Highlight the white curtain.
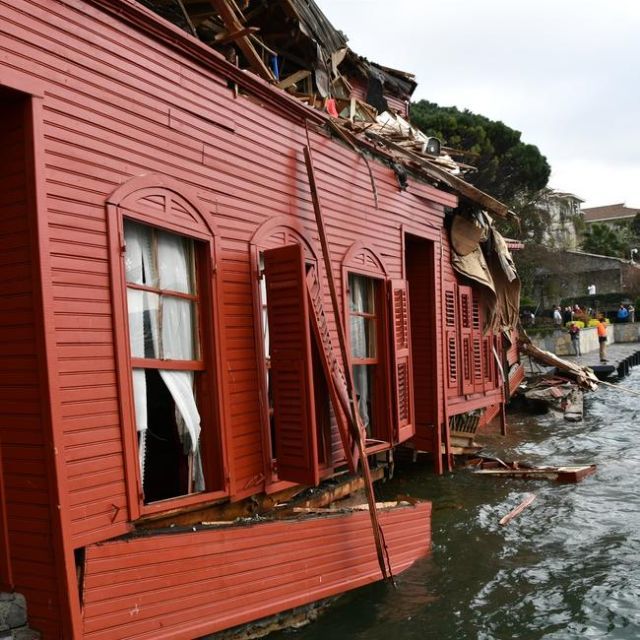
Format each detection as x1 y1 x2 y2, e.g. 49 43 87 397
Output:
125 221 203 491
353 365 371 430
125 222 156 286
158 231 192 293
259 274 270 358
159 370 204 492
162 297 194 360
349 275 376 359
349 275 375 432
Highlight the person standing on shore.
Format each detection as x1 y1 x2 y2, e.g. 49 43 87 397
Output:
617 304 629 323
553 305 562 326
569 322 581 356
597 315 608 363
629 304 636 323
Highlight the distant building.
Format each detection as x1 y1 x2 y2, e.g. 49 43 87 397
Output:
530 248 640 308
538 190 584 250
582 203 640 228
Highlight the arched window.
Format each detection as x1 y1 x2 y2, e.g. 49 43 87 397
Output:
342 242 414 448
250 220 333 487
107 175 226 516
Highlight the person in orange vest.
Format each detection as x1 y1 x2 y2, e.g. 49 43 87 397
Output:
597 314 608 363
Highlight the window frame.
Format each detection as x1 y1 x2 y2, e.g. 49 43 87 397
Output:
107 176 229 520
342 243 393 451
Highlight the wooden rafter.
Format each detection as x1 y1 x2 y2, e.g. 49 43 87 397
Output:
207 0 276 82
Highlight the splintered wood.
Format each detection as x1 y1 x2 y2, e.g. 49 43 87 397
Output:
499 493 536 526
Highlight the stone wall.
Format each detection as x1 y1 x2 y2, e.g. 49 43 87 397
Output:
613 322 640 343
521 246 640 309
528 325 615 356
0 592 39 639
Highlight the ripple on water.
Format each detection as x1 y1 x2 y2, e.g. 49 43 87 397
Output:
269 369 640 640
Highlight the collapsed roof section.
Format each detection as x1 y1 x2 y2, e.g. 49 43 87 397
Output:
136 0 512 219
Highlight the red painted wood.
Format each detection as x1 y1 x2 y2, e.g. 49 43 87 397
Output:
263 244 319 486
389 280 415 444
81 502 431 640
0 90 71 637
0 0 511 634
458 286 474 396
306 265 357 472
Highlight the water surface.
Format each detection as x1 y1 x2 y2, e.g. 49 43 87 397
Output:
271 370 640 639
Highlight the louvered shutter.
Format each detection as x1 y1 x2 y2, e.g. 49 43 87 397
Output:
483 334 495 387
306 266 358 472
471 291 484 393
389 280 415 443
444 284 459 395
458 286 474 395
263 244 319 485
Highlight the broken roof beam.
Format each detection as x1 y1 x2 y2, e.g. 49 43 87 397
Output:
277 69 312 90
207 0 276 82
214 25 259 46
364 130 511 218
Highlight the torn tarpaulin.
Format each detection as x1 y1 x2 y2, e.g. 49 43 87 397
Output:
449 211 520 333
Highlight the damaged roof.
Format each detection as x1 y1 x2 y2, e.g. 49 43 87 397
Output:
134 0 511 218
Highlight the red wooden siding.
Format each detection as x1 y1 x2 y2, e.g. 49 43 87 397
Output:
0 0 511 635
81 502 431 640
0 94 62 637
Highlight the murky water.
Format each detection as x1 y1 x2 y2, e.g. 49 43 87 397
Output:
271 369 640 640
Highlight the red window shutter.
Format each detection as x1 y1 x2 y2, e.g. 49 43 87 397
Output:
263 244 319 486
483 335 495 386
458 286 474 395
305 266 358 472
471 292 484 393
444 284 459 394
389 280 415 444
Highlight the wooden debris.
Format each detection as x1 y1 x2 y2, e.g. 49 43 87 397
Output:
277 69 311 90
468 456 596 484
214 25 260 46
524 381 584 421
208 0 275 82
291 500 410 515
518 333 598 391
474 464 596 484
499 493 536 526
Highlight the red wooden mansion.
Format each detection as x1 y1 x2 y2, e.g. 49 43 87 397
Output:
0 0 523 637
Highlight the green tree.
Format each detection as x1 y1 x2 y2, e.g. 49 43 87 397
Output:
410 100 551 205
581 223 625 257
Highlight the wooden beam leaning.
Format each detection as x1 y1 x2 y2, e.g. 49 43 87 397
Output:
207 0 276 82
303 127 393 583
277 69 311 90
214 25 259 46
364 130 511 219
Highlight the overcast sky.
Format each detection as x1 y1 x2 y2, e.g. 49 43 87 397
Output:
318 0 640 209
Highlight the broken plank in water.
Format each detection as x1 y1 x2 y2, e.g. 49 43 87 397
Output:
499 493 536 526
474 464 596 484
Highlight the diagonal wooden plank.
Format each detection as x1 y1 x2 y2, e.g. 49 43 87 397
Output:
207 0 275 82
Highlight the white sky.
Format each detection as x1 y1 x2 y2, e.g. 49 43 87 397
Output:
317 0 640 209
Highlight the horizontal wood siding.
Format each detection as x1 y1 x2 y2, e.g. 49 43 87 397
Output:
0 96 61 638
1 0 496 549
81 502 431 640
